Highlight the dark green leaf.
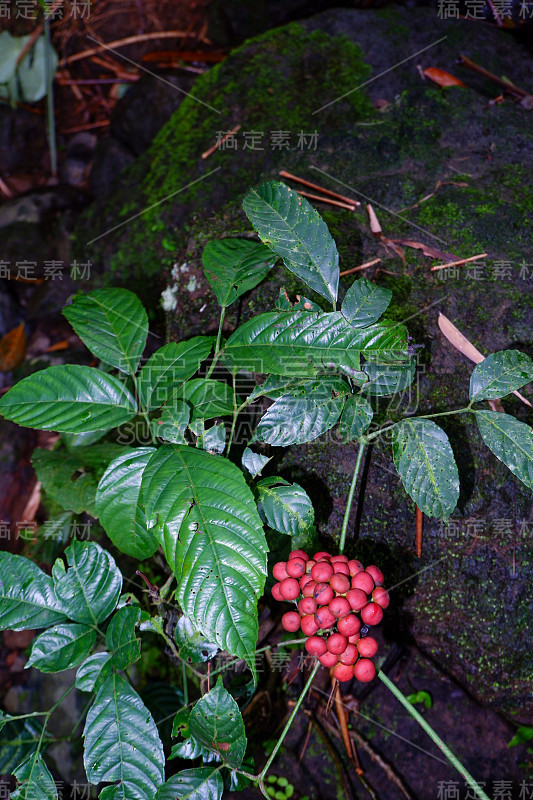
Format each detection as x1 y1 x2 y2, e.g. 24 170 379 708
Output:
242 448 271 478
61 429 109 449
392 419 459 519
96 448 158 560
0 365 137 432
142 446 267 673
476 411 533 489
257 478 315 537
203 238 277 308
254 378 348 446
223 312 408 377
84 673 165 799
138 338 215 410
12 752 57 800
52 540 122 625
156 768 223 800
508 726 533 748
174 616 219 663
75 652 113 693
341 278 392 328
470 350 533 402
338 395 373 442
201 423 226 454
0 552 66 631
26 623 96 673
242 181 339 305
63 288 148 375
189 678 247 768
406 690 432 709
152 402 190 444
0 718 43 774
362 360 416 396
106 606 142 669
170 739 208 761
180 379 235 421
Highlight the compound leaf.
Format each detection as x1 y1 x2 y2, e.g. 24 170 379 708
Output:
470 350 533 402
476 411 533 489
189 678 246 769
341 278 392 328
0 552 66 631
26 623 96 673
138 338 215 410
202 238 277 308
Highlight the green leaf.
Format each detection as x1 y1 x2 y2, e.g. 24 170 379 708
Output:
12 752 58 800
242 448 271 478
26 623 96 673
254 378 348 446
508 726 533 748
76 652 113 693
275 288 322 312
61 428 109 449
63 289 148 375
0 31 20 84
52 540 122 625
362 361 416 396
341 278 392 328
223 311 407 377
406 690 432 709
201 423 226 454
189 678 247 768
470 350 533 402
257 478 315 536
33 444 126 516
84 673 165 800
180 379 235 421
242 181 339 305
203 238 277 308
170 739 209 761
141 683 184 746
152 402 190 444
174 616 219 663
392 419 459 519
0 33 58 105
0 552 66 631
338 395 373 442
0 718 43 774
0 365 137 433
156 768 223 800
96 448 158 560
106 606 142 669
142 446 267 672
476 411 533 489
138 338 215 410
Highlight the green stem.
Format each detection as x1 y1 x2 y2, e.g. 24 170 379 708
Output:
378 670 490 800
131 373 156 446
258 661 320 781
226 373 239 456
338 437 367 554
44 17 57 177
365 406 472 443
182 661 189 707
206 306 226 379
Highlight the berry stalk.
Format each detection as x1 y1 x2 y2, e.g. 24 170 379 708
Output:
338 437 367 555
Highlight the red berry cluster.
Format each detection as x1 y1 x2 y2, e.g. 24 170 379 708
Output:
271 549 389 683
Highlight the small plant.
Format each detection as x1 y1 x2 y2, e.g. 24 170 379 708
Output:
0 181 532 799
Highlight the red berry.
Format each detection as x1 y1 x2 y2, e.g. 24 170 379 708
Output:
347 559 364 577
330 555 348 563
289 550 309 561
348 633 361 644
271 582 284 602
337 613 361 637
332 562 350 576
327 632 348 655
318 651 338 668
305 635 327 657
333 662 354 682
273 562 289 581
298 597 317 616
365 565 384 586
353 658 376 682
286 557 306 579
311 562 334 583
301 614 320 636
305 559 316 573
314 583 334 606
314 607 336 630
361 602 383 626
372 587 390 609
280 578 301 601
313 551 332 561
357 636 378 658
346 588 368 612
302 580 317 598
300 573 313 589
338 643 358 665
328 596 351 618
351 572 374 595
281 611 301 632
330 573 350 595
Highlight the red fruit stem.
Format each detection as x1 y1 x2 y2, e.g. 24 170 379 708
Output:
378 670 490 800
338 438 367 554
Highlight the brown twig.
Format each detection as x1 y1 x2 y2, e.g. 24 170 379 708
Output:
61 32 191 66
458 55 526 99
296 190 356 211
333 682 360 772
201 124 241 159
279 170 361 207
416 506 423 559
340 258 381 277
431 252 487 271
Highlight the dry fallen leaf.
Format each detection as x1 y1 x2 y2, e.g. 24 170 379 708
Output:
388 238 457 261
0 322 27 372
366 204 382 236
423 67 467 88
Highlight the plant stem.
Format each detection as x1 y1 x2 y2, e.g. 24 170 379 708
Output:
226 373 238 456
258 660 320 781
365 407 472 443
338 437 367 554
182 661 189 707
378 670 491 800
206 307 226 379
44 17 57 177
